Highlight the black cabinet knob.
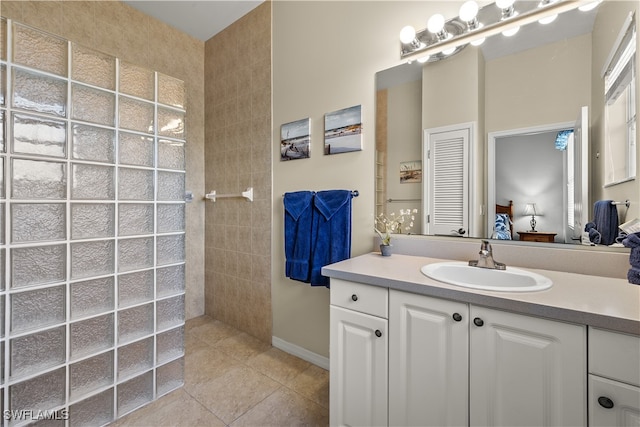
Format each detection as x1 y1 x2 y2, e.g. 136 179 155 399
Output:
351 294 358 301
375 330 382 338
473 317 484 327
598 396 614 409
452 313 463 322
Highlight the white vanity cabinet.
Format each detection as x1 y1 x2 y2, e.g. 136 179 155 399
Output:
588 327 640 426
331 283 588 427
329 279 388 427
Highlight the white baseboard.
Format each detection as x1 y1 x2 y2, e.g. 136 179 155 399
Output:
271 336 330 371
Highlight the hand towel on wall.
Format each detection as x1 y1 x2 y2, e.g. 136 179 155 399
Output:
283 191 315 282
592 200 619 246
310 190 352 287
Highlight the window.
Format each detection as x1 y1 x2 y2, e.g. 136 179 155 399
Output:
603 16 636 186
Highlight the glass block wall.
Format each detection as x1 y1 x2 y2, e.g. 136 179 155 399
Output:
0 18 186 426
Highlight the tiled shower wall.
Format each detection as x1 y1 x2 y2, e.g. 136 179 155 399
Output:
204 2 272 343
0 18 186 425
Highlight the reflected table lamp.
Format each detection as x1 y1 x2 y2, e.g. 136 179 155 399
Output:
522 203 540 232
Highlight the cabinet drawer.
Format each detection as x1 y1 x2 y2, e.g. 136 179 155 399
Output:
330 278 388 318
589 327 640 387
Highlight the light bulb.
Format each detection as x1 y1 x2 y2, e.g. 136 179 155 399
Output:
538 14 558 24
578 0 601 11
496 0 515 9
471 37 486 46
502 26 520 37
459 1 479 22
427 14 445 34
442 46 457 55
399 26 417 44
417 55 430 63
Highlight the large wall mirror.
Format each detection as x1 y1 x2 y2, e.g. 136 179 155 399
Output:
376 0 638 250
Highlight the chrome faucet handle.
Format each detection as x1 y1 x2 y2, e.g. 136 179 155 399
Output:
479 240 492 255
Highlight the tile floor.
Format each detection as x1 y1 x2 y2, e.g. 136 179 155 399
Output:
114 315 330 427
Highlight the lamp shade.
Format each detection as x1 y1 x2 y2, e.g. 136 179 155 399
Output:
522 203 539 216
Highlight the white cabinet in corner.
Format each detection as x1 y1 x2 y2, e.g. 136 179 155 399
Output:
330 279 388 427
588 327 640 426
389 291 469 426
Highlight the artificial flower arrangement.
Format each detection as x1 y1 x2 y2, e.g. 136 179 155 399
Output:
374 209 418 246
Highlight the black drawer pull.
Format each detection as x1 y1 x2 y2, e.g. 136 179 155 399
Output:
351 294 358 301
375 329 382 338
452 313 463 322
598 396 614 409
473 317 484 327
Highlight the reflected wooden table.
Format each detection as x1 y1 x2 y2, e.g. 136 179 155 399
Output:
517 231 557 243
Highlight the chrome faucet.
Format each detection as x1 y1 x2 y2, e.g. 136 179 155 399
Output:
469 240 506 270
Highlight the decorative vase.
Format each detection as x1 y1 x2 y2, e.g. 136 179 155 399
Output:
380 244 392 257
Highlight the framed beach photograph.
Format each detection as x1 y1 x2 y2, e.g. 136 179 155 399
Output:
324 105 362 155
400 160 422 183
280 118 310 161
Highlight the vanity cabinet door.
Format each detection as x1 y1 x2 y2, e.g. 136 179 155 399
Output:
389 290 469 427
330 305 387 427
469 306 587 427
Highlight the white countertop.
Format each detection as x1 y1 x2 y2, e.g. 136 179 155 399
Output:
322 253 640 335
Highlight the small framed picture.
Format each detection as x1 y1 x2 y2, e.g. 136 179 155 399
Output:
280 118 311 161
324 105 362 155
400 160 422 183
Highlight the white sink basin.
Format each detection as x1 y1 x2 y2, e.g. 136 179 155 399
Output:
420 261 552 292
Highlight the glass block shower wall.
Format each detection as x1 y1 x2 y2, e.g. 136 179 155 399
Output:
0 18 186 426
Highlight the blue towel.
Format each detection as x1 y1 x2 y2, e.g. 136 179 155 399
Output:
627 267 640 285
585 222 601 244
623 233 640 267
310 190 352 287
592 200 619 245
283 191 315 282
622 232 640 248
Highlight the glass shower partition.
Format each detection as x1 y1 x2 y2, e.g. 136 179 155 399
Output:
0 18 186 426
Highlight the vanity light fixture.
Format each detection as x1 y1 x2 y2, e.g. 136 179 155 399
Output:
578 0 602 12
538 0 559 24
427 14 450 41
399 0 589 63
496 0 517 19
459 1 486 46
496 0 520 36
399 25 423 51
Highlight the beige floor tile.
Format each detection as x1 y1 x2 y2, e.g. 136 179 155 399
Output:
114 388 225 427
185 329 212 354
184 345 242 389
231 387 329 427
188 365 282 425
112 317 329 427
216 332 272 362
288 364 330 409
188 318 242 344
185 314 216 331
246 347 311 386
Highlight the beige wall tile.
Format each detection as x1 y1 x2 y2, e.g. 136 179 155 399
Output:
203 0 271 345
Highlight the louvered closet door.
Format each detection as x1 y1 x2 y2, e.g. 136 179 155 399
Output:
426 128 469 236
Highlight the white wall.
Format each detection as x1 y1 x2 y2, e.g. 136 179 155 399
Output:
386 78 422 230
272 1 458 358
496 132 565 241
